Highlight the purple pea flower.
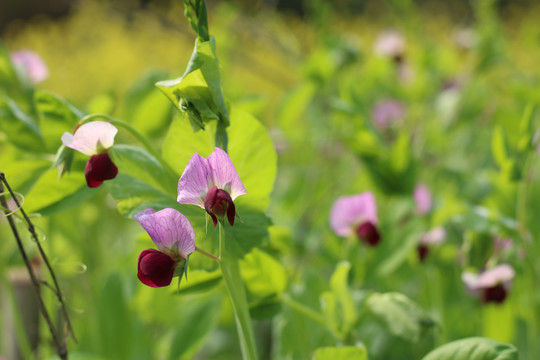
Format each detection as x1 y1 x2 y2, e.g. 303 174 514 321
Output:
61 121 118 188
374 30 406 62
417 227 446 262
177 147 247 227
462 264 515 304
371 100 406 130
414 184 432 215
10 50 49 84
330 192 381 246
135 208 195 288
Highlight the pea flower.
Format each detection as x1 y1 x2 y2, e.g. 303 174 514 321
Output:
61 121 118 188
10 50 49 84
374 29 406 62
461 264 515 304
417 227 446 262
177 147 247 227
414 184 432 215
372 99 406 130
330 192 381 246
136 208 195 288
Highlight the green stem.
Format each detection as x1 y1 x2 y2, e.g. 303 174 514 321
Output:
195 246 219 261
218 223 259 360
78 114 178 182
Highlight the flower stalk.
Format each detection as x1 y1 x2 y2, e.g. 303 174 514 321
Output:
218 223 259 360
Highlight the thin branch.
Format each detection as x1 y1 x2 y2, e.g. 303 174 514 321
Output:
0 175 68 360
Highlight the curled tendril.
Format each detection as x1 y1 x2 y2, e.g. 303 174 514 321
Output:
0 191 25 216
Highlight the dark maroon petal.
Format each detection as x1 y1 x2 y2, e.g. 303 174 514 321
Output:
356 221 381 247
482 284 508 304
204 186 236 227
137 249 177 288
85 153 118 188
417 244 429 262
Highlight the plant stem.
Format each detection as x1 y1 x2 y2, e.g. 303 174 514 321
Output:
195 246 219 261
78 114 178 182
218 223 259 360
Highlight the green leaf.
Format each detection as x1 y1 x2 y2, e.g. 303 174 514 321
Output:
163 108 277 212
0 95 44 151
156 37 228 133
177 269 222 295
389 132 411 174
240 248 287 297
112 144 177 196
329 261 356 334
422 337 518 360
35 90 82 152
312 346 368 360
366 292 435 343
24 167 93 215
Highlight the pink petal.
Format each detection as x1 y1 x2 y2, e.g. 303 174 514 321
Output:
10 50 49 84
374 30 406 58
134 208 195 259
476 264 515 288
372 100 406 129
207 147 247 200
414 184 432 215
177 153 211 208
61 121 117 156
419 227 446 245
330 192 378 237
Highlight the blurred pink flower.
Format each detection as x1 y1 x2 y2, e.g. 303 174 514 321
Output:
462 264 515 304
417 227 446 262
374 30 406 60
10 50 49 84
414 184 432 215
177 147 247 227
136 208 195 288
371 100 406 129
61 121 118 188
330 192 381 246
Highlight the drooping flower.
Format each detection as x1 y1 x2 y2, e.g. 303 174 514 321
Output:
177 147 247 227
10 50 49 84
61 121 118 188
330 192 381 246
417 227 446 262
462 264 515 304
371 99 406 130
374 29 406 62
135 208 196 288
414 184 432 215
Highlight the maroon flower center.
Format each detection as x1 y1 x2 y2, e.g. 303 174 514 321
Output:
417 244 429 262
137 249 178 288
204 186 236 227
356 221 381 246
85 152 118 188
482 284 508 304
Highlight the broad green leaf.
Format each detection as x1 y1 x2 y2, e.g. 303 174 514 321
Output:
35 90 82 152
0 96 44 151
240 248 287 297
24 167 93 215
156 37 228 132
312 346 367 360
366 292 435 343
422 337 518 360
163 108 277 212
112 144 177 196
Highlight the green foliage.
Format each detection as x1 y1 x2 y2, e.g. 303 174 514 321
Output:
422 337 519 360
312 345 368 360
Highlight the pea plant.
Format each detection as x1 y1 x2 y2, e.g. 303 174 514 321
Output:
0 0 537 359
